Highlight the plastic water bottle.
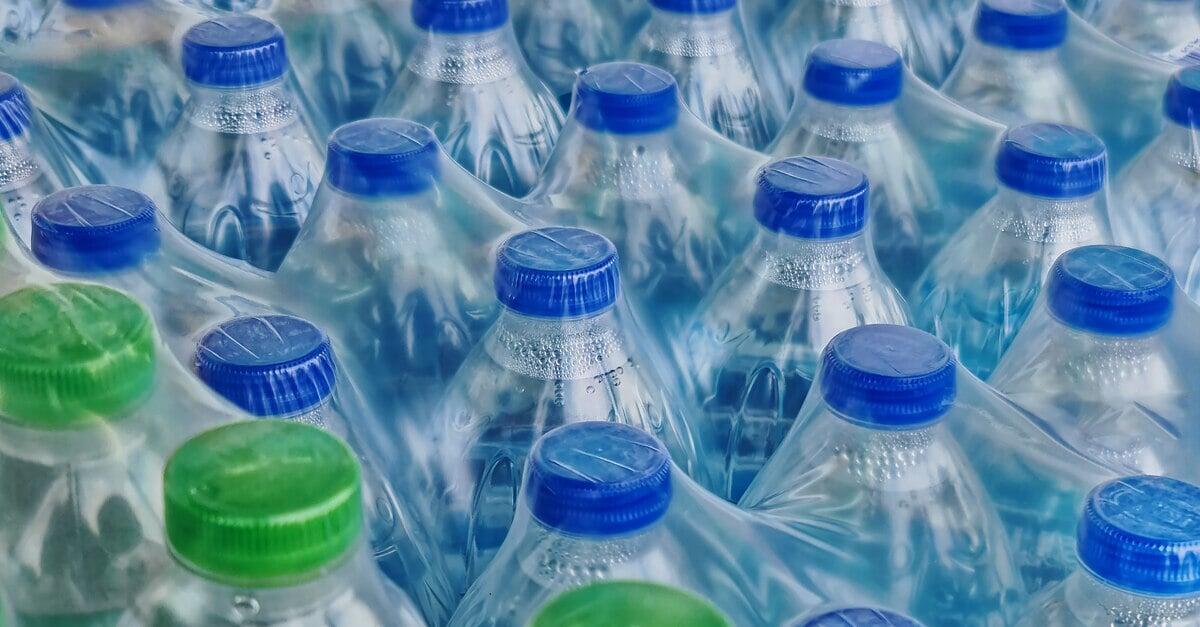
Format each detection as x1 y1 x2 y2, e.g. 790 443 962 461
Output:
1018 475 1200 626
912 122 1110 379
154 15 323 272
274 118 526 423
1093 0 1200 59
794 608 924 627
2 0 187 189
1111 66 1200 302
531 582 732 627
771 39 940 293
0 73 66 249
740 324 1024 626
631 0 782 150
121 420 427 626
682 156 909 501
941 0 1091 129
428 226 710 592
377 0 564 197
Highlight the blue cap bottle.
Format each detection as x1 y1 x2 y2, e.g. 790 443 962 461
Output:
494 227 621 319
754 156 869 240
803 39 903 107
31 185 161 274
1046 245 1175 337
573 62 680 135
325 119 441 198
995 123 1107 199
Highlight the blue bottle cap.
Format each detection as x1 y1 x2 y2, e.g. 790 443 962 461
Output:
326 119 440 197
819 325 957 429
797 607 924 627
0 73 31 142
754 156 869 239
182 16 288 88
649 0 736 14
32 186 161 274
803 39 903 107
1164 65 1200 128
995 123 1107 199
494 227 620 318
974 0 1068 51
574 62 679 135
1077 475 1200 596
195 315 336 418
526 421 672 537
412 0 508 33
1047 246 1175 337
62 0 144 9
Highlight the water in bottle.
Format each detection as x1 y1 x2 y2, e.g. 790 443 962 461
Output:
771 40 940 293
794 608 924 627
631 0 782 151
377 0 564 197
121 420 427 626
1018 475 1200 626
2 0 187 189
740 324 1024 627
0 283 237 626
531 582 732 627
426 226 712 592
0 72 67 250
1110 66 1200 302
1093 0 1200 59
912 122 1110 379
941 0 1091 129
154 15 324 272
681 156 909 501
449 421 822 626
527 62 763 354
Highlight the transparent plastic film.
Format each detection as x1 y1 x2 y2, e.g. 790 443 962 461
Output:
1071 0 1200 62
0 0 50 44
0 72 73 252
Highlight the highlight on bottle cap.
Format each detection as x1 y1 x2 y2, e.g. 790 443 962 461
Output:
412 0 508 34
574 62 680 135
32 185 161 274
183 16 289 88
0 73 32 141
531 581 730 627
326 118 440 197
803 39 903 106
974 0 1069 51
1047 246 1174 336
754 156 869 239
796 607 925 627
995 123 1107 199
494 226 620 318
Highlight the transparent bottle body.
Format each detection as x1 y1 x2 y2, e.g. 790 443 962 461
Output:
911 188 1109 378
153 80 323 272
0 131 62 250
771 100 942 293
941 43 1092 129
682 230 909 501
377 28 564 198
517 0 626 107
1095 0 1200 59
633 9 780 151
1019 570 1200 626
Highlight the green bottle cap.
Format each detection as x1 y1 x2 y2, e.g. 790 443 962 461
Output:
0 284 156 429
531 581 731 627
164 421 363 587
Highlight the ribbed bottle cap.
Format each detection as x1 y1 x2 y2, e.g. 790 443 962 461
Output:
995 123 1107 199
974 0 1069 51
532 582 730 627
754 156 869 239
32 185 161 274
574 62 679 135
0 73 31 141
494 227 620 318
803 39 903 107
326 119 440 197
182 16 288 88
526 422 672 537
648 0 736 14
195 316 336 418
412 0 508 33
1164 65 1200 128
1077 475 1200 596
1047 246 1175 336
797 608 924 627
165 420 362 587
0 284 155 429
819 325 957 429
62 0 144 9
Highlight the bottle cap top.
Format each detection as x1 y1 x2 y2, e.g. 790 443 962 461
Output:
995 123 1107 198
574 62 680 135
804 39 903 106
648 0 736 14
1048 246 1175 336
0 73 31 141
1165 65 1200 128
412 0 509 33
326 119 440 197
532 582 730 627
183 16 289 88
754 156 869 239
32 185 161 274
975 0 1069 51
495 227 620 318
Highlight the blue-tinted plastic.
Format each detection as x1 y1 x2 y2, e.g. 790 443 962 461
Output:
326 119 440 198
995 123 1107 199
820 325 957 429
754 156 869 239
31 186 161 274
974 0 1068 51
0 73 31 142
525 421 672 537
195 315 336 418
412 0 509 33
61 0 143 8
574 62 679 135
1047 246 1175 337
1077 475 1200 596
1164 66 1200 128
798 607 924 627
182 16 288 88
803 39 903 107
648 0 736 14
494 227 621 318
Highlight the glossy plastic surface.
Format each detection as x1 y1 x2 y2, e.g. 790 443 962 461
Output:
0 73 69 250
1092 0 1200 59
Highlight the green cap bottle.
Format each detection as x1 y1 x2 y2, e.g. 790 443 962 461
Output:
531 581 731 627
164 420 363 587
0 283 156 429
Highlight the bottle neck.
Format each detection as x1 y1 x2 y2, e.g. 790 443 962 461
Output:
987 187 1105 244
407 26 522 84
964 39 1062 66
0 132 44 192
1065 569 1200 625
792 99 899 142
515 513 662 589
185 78 299 134
745 228 878 290
485 307 629 381
643 7 741 58
822 412 952 492
1154 121 1200 173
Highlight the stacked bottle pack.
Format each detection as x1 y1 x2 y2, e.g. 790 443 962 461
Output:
1 0 1200 625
